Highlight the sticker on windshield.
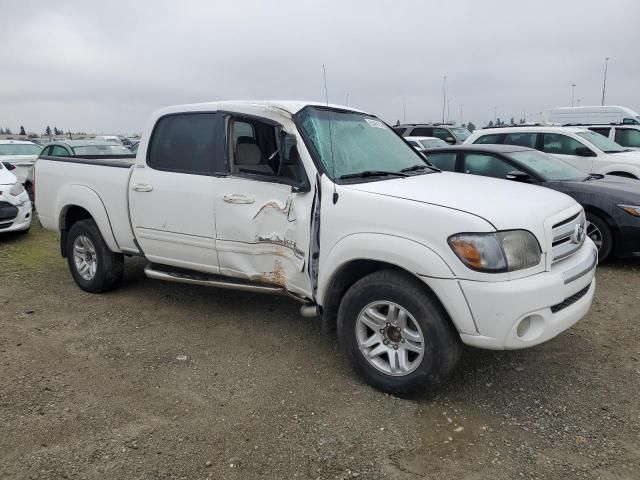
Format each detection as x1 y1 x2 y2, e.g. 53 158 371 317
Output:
364 118 385 129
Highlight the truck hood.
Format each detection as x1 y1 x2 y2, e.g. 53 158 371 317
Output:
607 150 640 163
345 171 577 230
0 154 38 164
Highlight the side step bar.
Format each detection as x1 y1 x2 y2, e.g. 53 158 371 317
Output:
143 264 315 316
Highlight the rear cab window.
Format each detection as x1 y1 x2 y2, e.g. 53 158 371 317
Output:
425 152 457 171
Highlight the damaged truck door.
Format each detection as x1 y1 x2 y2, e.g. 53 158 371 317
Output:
214 115 313 298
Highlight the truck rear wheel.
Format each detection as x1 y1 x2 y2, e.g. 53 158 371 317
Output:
337 269 461 394
66 219 124 293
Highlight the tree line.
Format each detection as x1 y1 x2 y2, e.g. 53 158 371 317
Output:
0 126 68 136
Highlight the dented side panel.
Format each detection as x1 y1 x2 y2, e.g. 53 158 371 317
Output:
215 177 314 298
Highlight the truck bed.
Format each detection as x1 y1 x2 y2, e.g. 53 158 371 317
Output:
35 155 139 253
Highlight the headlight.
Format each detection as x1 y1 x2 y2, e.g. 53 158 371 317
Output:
9 183 25 197
448 230 541 273
617 204 640 217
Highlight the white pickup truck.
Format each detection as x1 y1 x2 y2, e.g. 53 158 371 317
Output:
36 101 598 393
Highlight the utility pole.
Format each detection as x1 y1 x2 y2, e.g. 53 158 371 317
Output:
447 100 450 124
346 93 350 107
601 57 609 106
442 75 447 124
494 106 497 123
402 97 406 123
460 104 463 125
571 84 576 107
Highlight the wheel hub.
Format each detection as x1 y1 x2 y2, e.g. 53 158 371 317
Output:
355 301 426 377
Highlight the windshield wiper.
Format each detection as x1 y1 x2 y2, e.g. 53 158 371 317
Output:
400 164 436 173
583 173 604 181
339 170 408 180
604 150 627 154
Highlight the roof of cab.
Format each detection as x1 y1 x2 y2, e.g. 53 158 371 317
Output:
153 100 369 117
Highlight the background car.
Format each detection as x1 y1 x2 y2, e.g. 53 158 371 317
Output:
0 160 32 234
0 140 42 197
129 140 140 154
40 140 133 157
404 136 448 149
421 144 640 261
578 124 640 151
393 123 471 145
465 125 640 179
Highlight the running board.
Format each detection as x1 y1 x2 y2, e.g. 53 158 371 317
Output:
143 264 303 299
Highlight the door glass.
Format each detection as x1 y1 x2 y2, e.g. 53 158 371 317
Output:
614 129 640 148
589 127 611 137
464 153 514 179
51 145 70 157
410 127 432 137
504 132 537 148
542 133 585 155
425 152 457 171
432 128 451 142
148 113 221 174
473 133 502 145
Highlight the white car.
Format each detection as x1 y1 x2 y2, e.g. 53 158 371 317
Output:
0 161 32 233
0 140 42 191
404 136 449 149
36 100 596 393
581 124 640 151
466 126 640 179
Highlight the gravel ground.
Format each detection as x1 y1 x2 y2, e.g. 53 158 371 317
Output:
1 224 639 479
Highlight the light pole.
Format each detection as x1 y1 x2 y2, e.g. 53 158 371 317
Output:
571 84 576 107
442 75 447 124
601 57 609 106
402 97 406 123
577 98 581 106
494 106 497 124
460 104 463 126
447 100 450 124
346 93 350 107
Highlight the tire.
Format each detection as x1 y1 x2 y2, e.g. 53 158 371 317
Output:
66 219 124 293
585 213 613 262
337 269 462 394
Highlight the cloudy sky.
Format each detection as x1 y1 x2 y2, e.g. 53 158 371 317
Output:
2 0 639 134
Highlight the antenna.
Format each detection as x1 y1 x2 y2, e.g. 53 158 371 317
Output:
322 64 338 204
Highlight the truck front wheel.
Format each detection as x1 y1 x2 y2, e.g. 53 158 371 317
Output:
337 269 461 394
66 219 124 293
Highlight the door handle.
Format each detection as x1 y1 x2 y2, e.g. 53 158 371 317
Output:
133 183 153 192
223 194 255 204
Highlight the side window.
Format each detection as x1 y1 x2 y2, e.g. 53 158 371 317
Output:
589 127 611 137
473 134 502 145
392 128 407 135
426 152 457 171
230 117 305 184
51 145 70 157
148 113 221 174
411 127 432 137
542 133 585 155
407 140 420 148
504 132 537 148
463 153 514 179
432 128 452 142
615 128 640 148
41 146 52 156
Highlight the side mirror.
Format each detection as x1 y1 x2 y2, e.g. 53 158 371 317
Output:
2 162 16 171
575 147 596 157
506 170 532 182
445 136 456 145
292 177 311 193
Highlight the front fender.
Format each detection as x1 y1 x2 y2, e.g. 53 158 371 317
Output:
57 184 120 253
318 232 455 300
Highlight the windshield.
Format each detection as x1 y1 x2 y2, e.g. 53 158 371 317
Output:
506 150 585 181
576 131 626 153
72 145 132 155
0 144 42 156
420 138 448 148
296 107 428 181
451 127 471 141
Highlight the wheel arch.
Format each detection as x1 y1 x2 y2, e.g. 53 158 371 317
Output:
57 185 120 257
318 233 457 334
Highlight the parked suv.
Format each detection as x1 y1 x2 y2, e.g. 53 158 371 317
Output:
577 124 640 151
466 126 640 179
393 124 471 145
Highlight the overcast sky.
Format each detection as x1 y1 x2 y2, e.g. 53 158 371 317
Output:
2 0 639 134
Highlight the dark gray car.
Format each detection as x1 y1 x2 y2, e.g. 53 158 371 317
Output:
420 144 640 261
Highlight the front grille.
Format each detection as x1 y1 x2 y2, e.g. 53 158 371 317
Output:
0 201 18 221
551 210 586 263
550 284 591 313
0 221 13 229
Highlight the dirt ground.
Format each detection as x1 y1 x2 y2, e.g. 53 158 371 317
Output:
1 224 639 480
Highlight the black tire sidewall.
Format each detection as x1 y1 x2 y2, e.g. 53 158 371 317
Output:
586 213 612 262
338 270 460 394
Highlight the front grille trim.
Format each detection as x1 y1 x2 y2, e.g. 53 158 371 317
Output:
550 284 591 313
